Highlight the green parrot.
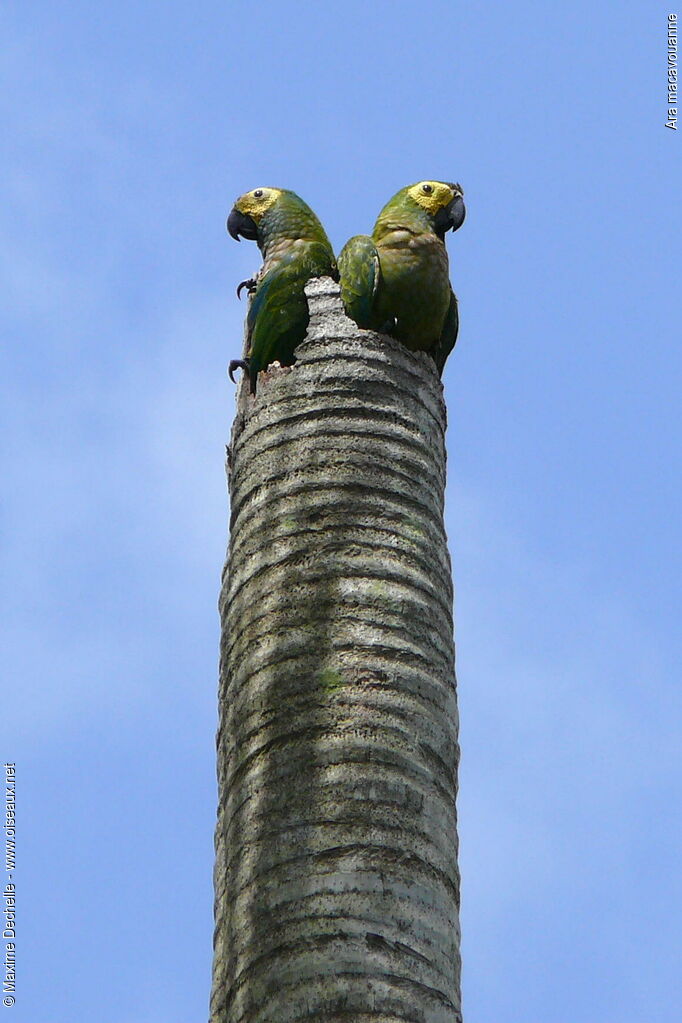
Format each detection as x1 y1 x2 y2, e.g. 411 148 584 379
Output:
227 187 337 394
338 181 465 376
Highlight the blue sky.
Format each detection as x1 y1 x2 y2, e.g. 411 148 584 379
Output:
2 1 680 1020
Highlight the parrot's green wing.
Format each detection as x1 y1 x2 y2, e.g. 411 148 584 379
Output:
432 288 459 377
300 239 339 283
246 258 310 392
338 234 381 328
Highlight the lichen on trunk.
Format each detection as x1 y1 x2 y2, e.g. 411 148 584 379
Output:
210 279 461 1023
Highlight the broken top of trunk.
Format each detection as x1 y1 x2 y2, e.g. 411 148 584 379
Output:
231 276 446 434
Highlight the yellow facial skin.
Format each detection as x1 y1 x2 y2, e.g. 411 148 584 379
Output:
233 187 283 222
407 181 463 214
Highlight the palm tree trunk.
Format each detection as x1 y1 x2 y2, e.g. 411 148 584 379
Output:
210 278 461 1023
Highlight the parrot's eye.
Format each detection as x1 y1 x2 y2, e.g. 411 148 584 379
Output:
422 183 433 194
254 189 264 198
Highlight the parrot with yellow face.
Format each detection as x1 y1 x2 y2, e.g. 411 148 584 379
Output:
338 181 465 375
226 187 337 394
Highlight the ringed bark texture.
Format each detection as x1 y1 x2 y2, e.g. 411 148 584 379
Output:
210 278 461 1023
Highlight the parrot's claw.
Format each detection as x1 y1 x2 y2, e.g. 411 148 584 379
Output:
236 278 257 299
228 358 250 383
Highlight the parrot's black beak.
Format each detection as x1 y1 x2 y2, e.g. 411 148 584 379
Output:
448 194 466 232
434 190 466 239
227 208 258 242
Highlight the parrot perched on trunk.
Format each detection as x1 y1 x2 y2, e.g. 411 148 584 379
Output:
227 187 337 394
338 181 465 376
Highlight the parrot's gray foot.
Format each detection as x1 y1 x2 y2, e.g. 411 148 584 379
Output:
236 278 257 299
228 358 250 383
379 316 397 334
